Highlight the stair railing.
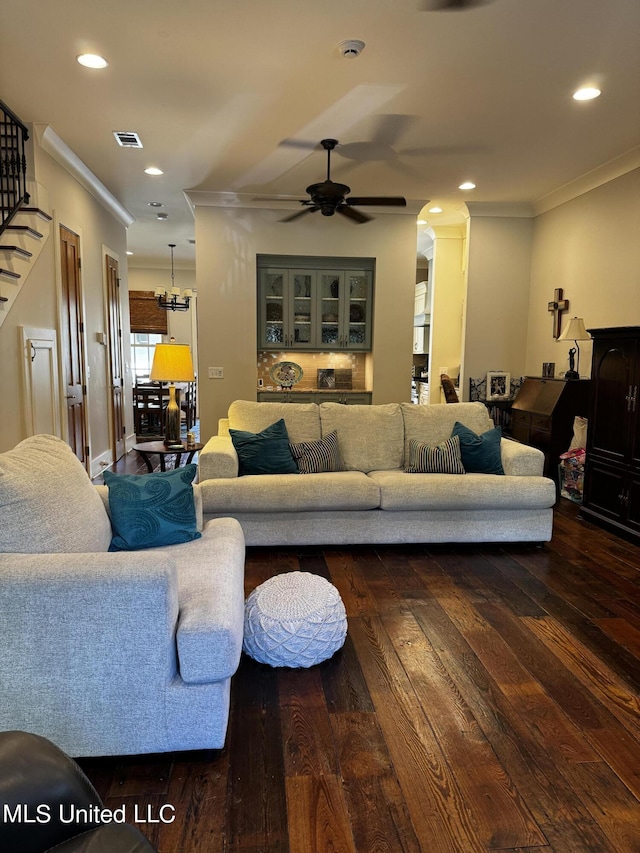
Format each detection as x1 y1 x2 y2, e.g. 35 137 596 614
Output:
0 100 30 235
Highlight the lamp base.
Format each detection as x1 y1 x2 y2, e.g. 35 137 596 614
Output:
564 370 580 380
164 385 182 445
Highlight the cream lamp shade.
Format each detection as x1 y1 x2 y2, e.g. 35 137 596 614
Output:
149 344 195 444
150 344 195 382
558 317 590 342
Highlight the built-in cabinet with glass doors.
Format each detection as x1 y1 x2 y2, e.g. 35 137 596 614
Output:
259 266 373 351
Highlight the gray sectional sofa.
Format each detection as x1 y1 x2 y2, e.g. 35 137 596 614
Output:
198 400 556 546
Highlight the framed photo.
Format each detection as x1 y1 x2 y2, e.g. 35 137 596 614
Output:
487 371 510 400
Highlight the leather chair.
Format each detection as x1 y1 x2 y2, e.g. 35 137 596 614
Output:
0 730 158 852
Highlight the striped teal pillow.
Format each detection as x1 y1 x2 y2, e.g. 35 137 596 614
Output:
405 436 465 474
289 430 344 474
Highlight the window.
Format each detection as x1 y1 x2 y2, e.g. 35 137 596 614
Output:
130 333 164 379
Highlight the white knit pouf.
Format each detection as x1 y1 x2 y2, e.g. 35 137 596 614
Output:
243 572 347 668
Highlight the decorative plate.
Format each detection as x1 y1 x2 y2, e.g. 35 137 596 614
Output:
269 361 303 388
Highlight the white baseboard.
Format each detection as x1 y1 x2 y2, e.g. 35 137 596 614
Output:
91 448 114 479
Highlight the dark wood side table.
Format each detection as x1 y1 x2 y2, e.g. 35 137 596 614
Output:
133 440 203 473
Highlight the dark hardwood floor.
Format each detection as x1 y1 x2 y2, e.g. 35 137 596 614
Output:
82 456 640 851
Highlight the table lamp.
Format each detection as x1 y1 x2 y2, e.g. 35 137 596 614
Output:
150 343 195 445
558 317 590 380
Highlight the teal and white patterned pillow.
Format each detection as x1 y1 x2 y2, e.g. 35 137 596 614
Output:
289 430 344 474
104 464 201 551
405 436 465 474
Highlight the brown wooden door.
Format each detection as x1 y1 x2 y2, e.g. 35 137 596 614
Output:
59 225 87 465
589 337 635 465
106 254 125 461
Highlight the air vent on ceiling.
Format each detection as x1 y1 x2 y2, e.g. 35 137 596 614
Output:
113 131 143 148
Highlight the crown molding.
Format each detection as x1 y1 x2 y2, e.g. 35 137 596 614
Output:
533 146 640 216
463 202 534 219
35 124 135 228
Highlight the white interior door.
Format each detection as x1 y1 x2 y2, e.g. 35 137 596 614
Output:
21 326 61 436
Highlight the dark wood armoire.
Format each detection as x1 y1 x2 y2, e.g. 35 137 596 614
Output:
581 327 640 542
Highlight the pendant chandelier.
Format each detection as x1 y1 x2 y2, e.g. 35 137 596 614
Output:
155 243 193 311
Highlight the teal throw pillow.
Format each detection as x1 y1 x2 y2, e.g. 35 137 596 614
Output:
230 418 299 476
451 422 504 475
104 464 201 551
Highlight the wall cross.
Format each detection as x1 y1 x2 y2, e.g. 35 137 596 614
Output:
548 288 569 339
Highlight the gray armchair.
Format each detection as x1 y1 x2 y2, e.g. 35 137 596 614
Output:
0 435 245 757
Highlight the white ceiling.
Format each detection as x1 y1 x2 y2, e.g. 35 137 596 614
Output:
2 0 639 265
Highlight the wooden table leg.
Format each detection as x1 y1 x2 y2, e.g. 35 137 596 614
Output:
137 451 154 474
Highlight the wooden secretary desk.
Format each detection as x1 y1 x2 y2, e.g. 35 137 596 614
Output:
510 377 591 486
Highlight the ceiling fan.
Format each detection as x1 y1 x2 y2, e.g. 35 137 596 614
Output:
280 139 406 224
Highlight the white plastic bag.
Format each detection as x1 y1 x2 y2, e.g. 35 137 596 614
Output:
569 416 588 451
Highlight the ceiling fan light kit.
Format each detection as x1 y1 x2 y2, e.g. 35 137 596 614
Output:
280 138 407 225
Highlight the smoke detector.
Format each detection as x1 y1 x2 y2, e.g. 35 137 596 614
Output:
338 39 365 58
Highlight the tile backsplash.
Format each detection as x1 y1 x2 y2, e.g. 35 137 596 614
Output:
257 351 367 390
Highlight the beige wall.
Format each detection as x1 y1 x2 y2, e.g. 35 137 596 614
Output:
0 137 128 465
193 206 418 438
527 168 640 379
463 209 534 395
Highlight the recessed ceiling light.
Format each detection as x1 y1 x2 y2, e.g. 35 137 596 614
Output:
145 167 164 176
126 251 133 256
428 206 443 213
77 54 108 69
458 181 476 190
148 201 164 207
416 219 427 225
156 212 168 220
572 87 601 101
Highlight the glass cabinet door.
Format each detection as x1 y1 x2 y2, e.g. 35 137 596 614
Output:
345 272 372 350
290 271 314 348
260 270 285 347
260 269 317 349
318 272 343 347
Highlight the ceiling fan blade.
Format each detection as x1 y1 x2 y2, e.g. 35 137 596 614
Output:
370 114 416 149
420 0 487 9
280 206 318 223
279 138 319 150
337 205 372 224
252 195 303 202
346 196 407 207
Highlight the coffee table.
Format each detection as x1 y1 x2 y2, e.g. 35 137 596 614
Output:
133 440 203 473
